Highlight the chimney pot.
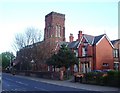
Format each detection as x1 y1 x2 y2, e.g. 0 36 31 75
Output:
69 33 74 42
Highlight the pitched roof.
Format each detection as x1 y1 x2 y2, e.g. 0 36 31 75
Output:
67 41 80 49
83 34 105 45
111 39 120 45
84 34 94 44
82 34 112 46
93 34 105 45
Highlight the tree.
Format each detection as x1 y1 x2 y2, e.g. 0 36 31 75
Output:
46 54 59 72
13 33 26 51
57 44 79 69
1 52 15 69
13 27 42 51
13 27 42 71
46 44 79 71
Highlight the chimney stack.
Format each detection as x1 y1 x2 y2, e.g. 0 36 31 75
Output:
78 31 83 41
69 33 74 42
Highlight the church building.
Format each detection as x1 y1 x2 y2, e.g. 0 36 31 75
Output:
16 12 66 71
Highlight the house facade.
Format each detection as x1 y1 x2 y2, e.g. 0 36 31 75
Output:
111 39 120 71
68 31 114 73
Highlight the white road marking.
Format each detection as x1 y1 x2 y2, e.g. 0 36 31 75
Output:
15 81 28 86
34 86 49 91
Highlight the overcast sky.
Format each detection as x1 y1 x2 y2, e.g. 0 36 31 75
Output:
0 0 119 55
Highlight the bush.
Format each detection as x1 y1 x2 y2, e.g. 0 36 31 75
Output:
83 72 103 84
102 75 109 85
106 71 118 87
96 71 120 87
85 72 96 81
82 71 120 87
95 72 103 85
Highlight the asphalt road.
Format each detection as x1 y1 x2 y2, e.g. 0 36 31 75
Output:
2 73 103 93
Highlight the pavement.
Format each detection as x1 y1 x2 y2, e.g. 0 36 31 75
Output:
13 74 120 92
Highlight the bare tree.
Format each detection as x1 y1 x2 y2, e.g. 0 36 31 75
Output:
25 27 41 45
13 27 42 52
12 33 26 51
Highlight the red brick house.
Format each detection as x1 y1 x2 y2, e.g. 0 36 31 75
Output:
111 39 120 71
68 31 114 73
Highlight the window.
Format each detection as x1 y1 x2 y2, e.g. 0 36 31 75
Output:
82 47 86 56
74 50 78 57
55 26 58 37
114 62 119 70
55 25 61 37
48 66 50 71
103 63 109 66
113 49 118 58
74 64 78 72
58 26 61 37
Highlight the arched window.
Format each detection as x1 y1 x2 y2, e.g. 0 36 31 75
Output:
58 26 61 37
55 26 58 37
55 25 61 37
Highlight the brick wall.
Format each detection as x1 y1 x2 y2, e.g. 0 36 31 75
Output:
95 37 114 70
44 12 65 41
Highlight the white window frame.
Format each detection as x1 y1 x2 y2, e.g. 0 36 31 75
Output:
82 47 86 57
113 49 118 58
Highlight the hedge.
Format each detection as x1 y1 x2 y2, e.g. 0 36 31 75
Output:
84 71 120 87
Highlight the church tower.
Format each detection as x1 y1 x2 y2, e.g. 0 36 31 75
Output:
44 12 65 42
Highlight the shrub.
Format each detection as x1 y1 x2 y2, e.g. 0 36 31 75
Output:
95 72 103 84
102 75 109 85
102 71 120 87
86 72 96 81
83 71 120 87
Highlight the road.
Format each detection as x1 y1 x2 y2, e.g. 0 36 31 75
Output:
2 73 103 93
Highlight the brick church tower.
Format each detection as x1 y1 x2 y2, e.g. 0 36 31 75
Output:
44 12 65 42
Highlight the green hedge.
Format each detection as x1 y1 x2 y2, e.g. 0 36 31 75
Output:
84 71 120 87
103 71 120 87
